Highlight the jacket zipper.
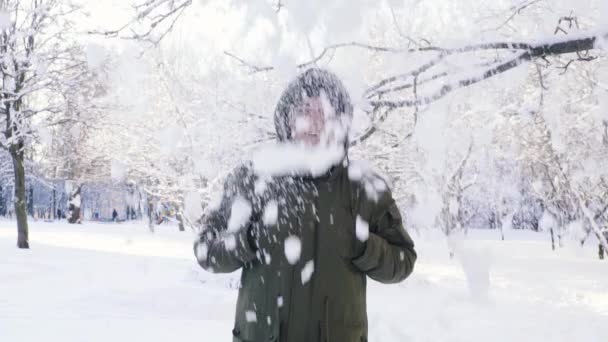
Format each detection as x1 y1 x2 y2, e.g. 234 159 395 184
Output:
285 182 311 342
324 296 330 342
313 181 325 341
284 263 296 342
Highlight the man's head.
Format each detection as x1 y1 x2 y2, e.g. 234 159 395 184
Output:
274 68 353 147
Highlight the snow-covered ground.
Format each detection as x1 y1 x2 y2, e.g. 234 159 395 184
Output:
1 221 606 342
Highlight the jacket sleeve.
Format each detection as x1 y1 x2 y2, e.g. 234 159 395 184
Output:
352 188 417 284
193 166 258 273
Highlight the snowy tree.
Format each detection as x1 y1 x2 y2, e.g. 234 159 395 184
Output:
28 45 111 225
0 0 94 248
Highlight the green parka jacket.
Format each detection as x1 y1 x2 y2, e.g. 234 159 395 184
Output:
194 160 416 342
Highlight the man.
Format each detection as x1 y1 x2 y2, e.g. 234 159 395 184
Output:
194 68 416 342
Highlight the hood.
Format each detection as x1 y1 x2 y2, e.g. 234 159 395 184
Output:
273 68 354 145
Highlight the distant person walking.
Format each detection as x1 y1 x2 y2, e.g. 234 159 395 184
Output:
112 209 118 222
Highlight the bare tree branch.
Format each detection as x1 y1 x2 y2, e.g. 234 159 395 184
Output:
89 0 192 46
491 0 545 32
350 106 397 147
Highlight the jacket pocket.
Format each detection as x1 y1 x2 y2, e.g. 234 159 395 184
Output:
321 295 367 342
233 267 272 342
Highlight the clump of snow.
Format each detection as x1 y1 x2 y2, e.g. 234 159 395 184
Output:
284 236 302 264
36 59 48 76
448 197 459 216
595 64 608 122
319 91 337 119
503 212 514 231
348 161 364 181
284 2 317 34
539 211 557 232
301 260 315 285
321 115 351 147
597 2 608 50
348 160 390 202
85 43 107 70
372 178 387 192
273 53 298 82
460 246 492 301
184 191 203 223
277 296 283 308
386 0 405 9
262 249 272 264
207 191 223 212
111 160 127 183
337 69 368 114
263 200 279 226
251 143 345 177
4 76 15 92
223 235 236 251
567 221 586 242
38 126 52 146
125 187 139 208
413 103 449 172
448 231 492 301
531 180 544 194
69 194 82 208
446 230 464 257
227 196 252 233
0 11 10 29
195 242 208 261
254 177 270 196
356 215 369 242
294 116 311 134
409 189 443 230
245 310 257 323
158 125 182 156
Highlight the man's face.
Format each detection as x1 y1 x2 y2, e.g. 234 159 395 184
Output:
291 96 326 146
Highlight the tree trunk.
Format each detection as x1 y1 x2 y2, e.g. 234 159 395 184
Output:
68 185 81 224
10 145 29 249
52 189 56 220
147 200 155 233
176 210 185 232
550 228 556 251
0 185 5 216
27 186 34 216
